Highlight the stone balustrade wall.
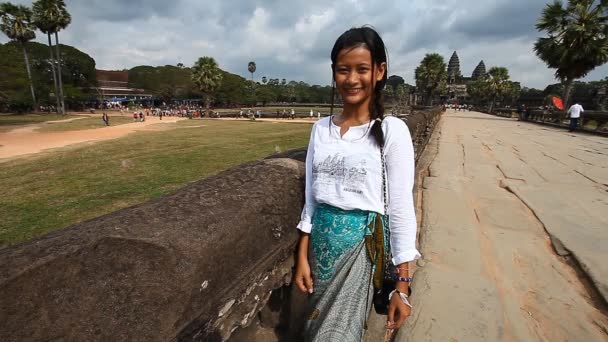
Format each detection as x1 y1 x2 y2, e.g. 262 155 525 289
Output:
0 107 444 342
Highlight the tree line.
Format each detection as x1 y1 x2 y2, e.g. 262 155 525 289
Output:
128 60 335 108
2 0 608 113
0 41 95 112
0 0 71 113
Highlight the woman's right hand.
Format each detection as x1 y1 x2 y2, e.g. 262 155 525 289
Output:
294 258 314 294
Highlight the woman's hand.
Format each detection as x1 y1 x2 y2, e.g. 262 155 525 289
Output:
294 258 314 294
294 232 314 294
386 292 411 330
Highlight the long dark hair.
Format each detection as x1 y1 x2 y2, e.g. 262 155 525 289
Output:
330 26 388 147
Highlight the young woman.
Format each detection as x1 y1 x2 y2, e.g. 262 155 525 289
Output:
293 27 421 341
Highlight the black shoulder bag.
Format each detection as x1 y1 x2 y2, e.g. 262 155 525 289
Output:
365 145 397 315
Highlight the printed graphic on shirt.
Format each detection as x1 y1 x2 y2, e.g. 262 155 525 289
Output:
313 154 367 192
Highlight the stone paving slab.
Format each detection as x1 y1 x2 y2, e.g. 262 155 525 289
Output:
397 111 608 341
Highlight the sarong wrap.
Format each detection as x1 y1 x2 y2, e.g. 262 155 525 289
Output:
304 204 387 342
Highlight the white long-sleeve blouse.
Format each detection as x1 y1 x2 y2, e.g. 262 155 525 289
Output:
296 115 421 265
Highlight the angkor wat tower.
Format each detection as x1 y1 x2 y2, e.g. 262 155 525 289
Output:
472 60 486 80
447 51 462 84
443 52 488 102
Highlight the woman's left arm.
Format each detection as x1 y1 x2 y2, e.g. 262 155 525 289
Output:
384 118 421 266
383 118 421 329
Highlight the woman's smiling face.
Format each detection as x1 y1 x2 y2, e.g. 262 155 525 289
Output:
334 46 386 108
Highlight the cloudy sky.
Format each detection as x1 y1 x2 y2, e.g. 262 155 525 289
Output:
2 0 607 89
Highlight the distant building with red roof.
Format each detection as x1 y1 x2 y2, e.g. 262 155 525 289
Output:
94 70 152 102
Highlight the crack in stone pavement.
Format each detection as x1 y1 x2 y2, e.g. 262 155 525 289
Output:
569 154 595 166
574 170 602 186
495 164 526 183
584 149 605 156
541 152 568 166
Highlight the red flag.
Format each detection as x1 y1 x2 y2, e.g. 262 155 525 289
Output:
552 96 564 110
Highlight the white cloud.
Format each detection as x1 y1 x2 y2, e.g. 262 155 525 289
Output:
2 0 607 88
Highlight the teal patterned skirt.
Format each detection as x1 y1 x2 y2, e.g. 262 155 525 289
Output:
304 203 380 342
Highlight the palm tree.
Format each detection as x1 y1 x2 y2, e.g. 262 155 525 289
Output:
51 0 69 114
32 0 58 113
262 76 267 84
191 56 223 109
383 85 394 104
486 67 511 112
415 53 447 105
0 2 37 109
503 81 521 107
534 0 608 111
247 61 256 82
467 74 490 106
32 0 71 115
396 84 409 108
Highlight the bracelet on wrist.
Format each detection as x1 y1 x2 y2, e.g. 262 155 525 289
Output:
393 275 413 283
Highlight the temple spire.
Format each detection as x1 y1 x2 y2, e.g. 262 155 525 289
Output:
447 51 461 84
472 60 487 80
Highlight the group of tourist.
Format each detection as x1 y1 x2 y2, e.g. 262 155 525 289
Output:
309 109 322 119
150 106 220 119
98 101 333 121
274 108 296 119
133 112 146 122
238 109 261 119
236 108 324 120
445 103 470 111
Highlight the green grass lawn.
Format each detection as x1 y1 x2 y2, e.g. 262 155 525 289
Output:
0 113 80 132
37 116 135 132
0 119 311 247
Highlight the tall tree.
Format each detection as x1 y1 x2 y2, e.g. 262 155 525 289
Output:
383 85 395 104
503 81 521 106
486 66 511 112
157 85 176 105
255 84 276 105
51 0 69 114
467 75 490 106
214 71 248 106
415 53 447 105
386 75 405 91
0 2 37 109
247 61 256 82
191 56 223 109
534 0 608 111
394 84 410 109
32 0 61 113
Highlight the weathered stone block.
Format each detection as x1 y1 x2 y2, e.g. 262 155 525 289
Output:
0 158 305 342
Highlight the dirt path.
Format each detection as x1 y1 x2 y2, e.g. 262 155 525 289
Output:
400 111 608 341
0 116 314 162
0 116 184 161
7 116 89 134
